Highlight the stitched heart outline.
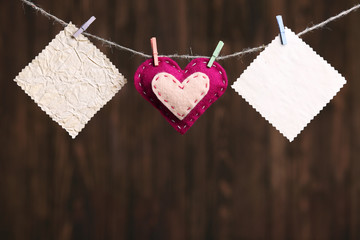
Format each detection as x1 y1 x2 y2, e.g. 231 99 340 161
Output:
152 72 210 120
134 57 228 134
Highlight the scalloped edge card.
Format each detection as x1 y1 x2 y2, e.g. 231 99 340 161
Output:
14 23 127 138
232 28 346 141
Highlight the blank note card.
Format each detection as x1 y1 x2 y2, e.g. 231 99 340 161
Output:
232 28 346 141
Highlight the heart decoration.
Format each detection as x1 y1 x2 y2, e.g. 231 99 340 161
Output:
134 57 228 134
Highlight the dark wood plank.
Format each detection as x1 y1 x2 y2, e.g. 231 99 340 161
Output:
0 0 359 239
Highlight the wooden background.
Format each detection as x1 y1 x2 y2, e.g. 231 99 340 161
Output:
1 0 360 239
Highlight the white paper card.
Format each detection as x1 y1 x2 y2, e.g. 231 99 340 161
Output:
15 23 127 138
232 28 346 141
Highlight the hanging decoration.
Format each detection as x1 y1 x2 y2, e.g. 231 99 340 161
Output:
232 27 346 141
14 23 126 138
15 0 360 140
134 57 228 134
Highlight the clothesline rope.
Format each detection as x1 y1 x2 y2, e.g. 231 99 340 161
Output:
21 0 360 60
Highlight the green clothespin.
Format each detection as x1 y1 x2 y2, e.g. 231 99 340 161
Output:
207 41 224 68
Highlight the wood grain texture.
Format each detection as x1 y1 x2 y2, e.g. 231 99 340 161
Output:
0 0 359 239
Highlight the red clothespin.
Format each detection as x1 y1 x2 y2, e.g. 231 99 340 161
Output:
150 37 159 66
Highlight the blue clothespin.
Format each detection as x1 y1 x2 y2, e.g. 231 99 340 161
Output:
73 16 96 38
276 15 287 45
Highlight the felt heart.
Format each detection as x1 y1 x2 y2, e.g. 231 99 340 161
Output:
134 57 228 134
152 72 210 120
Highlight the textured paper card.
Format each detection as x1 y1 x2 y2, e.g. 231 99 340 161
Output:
15 23 126 138
232 28 346 141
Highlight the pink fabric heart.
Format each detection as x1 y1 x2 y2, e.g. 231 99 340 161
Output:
134 57 228 134
152 72 210 120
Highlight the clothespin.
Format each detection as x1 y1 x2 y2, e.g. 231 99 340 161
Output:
150 37 159 66
73 16 96 38
276 15 287 45
207 41 224 68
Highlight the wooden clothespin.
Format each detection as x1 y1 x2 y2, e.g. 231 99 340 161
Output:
207 41 224 68
73 16 96 38
276 15 287 45
150 37 159 66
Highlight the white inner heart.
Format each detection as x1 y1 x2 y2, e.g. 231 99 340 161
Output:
151 72 210 120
